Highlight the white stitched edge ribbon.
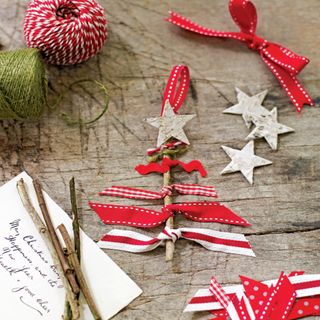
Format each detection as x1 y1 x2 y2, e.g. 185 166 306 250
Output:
98 226 255 257
99 183 217 199
184 274 320 313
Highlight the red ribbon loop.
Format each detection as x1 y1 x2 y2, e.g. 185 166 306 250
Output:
166 0 314 112
162 65 190 115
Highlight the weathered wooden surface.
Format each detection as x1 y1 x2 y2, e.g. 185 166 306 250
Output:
0 0 319 319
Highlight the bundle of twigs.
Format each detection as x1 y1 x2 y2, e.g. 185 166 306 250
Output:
17 177 102 320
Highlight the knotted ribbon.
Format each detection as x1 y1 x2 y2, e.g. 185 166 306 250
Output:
97 226 255 257
89 201 251 228
99 183 217 199
185 272 320 319
166 0 314 112
135 157 207 177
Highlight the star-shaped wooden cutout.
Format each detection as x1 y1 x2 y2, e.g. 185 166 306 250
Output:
246 108 295 150
223 88 270 128
221 140 272 185
145 100 195 147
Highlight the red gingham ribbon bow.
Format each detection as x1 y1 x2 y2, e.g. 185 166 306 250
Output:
99 183 217 199
166 0 315 112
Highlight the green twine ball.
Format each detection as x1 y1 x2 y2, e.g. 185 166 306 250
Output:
0 48 47 120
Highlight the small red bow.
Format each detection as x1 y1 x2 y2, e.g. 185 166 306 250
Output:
166 0 314 112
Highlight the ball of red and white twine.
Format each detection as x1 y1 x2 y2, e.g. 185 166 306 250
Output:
24 0 107 65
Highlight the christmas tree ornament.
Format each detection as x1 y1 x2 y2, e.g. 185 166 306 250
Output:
223 88 270 128
89 65 255 261
166 0 314 112
246 108 295 150
184 271 320 319
24 0 107 65
221 141 272 185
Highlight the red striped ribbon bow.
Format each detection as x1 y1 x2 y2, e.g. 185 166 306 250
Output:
166 0 314 112
99 183 217 199
97 226 255 257
185 272 320 319
89 201 251 228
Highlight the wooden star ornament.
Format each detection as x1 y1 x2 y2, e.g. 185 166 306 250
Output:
223 88 270 128
246 108 295 150
221 140 272 185
145 100 195 147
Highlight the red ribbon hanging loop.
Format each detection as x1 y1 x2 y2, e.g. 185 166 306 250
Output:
161 65 190 115
166 0 314 112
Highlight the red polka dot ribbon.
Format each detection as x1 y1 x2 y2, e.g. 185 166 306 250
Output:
166 0 315 112
184 272 320 319
161 65 190 115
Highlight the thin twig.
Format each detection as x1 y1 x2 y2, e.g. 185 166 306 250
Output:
163 155 174 261
58 224 102 320
64 177 82 319
16 179 80 320
70 177 81 261
32 179 80 295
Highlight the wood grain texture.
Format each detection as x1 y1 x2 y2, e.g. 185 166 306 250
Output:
0 0 319 319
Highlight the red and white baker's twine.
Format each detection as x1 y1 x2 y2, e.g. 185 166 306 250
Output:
24 0 107 65
166 0 314 112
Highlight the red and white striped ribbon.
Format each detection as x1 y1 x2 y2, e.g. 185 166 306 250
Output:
98 226 255 257
184 274 320 313
99 183 217 199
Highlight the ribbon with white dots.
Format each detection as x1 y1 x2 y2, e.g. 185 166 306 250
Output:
161 65 190 115
184 272 320 319
166 0 315 112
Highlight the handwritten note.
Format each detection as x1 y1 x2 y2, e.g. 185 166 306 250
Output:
0 172 142 320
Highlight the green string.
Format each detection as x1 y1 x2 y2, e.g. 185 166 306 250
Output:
50 79 109 126
0 48 109 124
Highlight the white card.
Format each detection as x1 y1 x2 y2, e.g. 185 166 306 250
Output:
0 172 142 320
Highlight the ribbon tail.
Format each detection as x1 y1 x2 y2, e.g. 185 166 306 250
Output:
135 162 169 175
99 186 163 199
98 229 163 252
180 227 255 256
262 56 314 112
89 202 171 228
178 160 207 177
165 202 251 226
166 11 244 41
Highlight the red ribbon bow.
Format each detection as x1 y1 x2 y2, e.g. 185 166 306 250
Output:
166 0 315 112
89 201 251 228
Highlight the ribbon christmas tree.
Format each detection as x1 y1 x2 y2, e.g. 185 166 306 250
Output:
89 65 254 261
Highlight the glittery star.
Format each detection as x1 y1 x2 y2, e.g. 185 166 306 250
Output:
223 88 270 128
246 108 295 150
145 100 195 147
221 141 272 185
